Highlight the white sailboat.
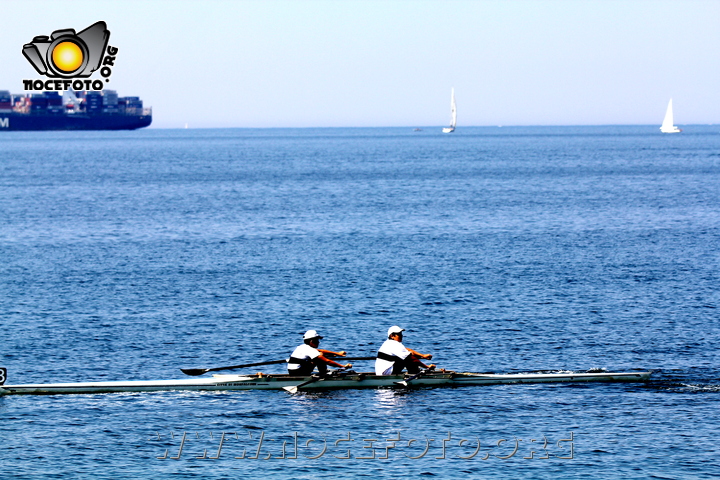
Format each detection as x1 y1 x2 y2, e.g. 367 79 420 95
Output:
442 88 456 133
660 99 682 133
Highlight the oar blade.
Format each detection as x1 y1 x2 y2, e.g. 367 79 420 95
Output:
394 380 409 387
283 386 299 394
180 368 208 376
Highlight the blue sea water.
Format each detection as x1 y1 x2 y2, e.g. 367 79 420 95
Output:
1 126 719 479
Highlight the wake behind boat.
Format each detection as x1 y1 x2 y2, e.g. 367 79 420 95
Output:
0 367 651 396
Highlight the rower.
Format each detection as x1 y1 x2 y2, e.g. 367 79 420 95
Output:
375 325 435 375
287 330 352 376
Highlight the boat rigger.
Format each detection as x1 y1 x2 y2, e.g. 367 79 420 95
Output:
0 367 651 396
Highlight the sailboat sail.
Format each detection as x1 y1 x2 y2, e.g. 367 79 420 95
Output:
442 88 456 133
660 99 681 133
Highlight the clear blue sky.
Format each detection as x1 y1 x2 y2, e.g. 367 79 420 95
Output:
1 0 718 128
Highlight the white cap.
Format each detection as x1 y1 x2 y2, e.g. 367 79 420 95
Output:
387 325 405 336
303 330 323 340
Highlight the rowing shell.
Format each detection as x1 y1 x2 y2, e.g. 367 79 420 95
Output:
0 370 651 396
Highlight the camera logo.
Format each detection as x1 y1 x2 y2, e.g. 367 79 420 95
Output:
22 21 119 91
23 21 109 78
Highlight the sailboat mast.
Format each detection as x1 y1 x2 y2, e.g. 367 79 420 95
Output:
450 88 456 127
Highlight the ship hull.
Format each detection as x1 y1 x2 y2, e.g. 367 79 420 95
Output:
0 112 151 131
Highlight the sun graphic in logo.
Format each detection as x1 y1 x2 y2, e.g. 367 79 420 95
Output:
51 41 84 73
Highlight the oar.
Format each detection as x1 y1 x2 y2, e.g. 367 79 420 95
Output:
181 359 288 376
283 366 351 394
181 356 376 377
394 365 436 387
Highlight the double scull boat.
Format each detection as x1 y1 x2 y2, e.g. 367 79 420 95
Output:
0 368 651 396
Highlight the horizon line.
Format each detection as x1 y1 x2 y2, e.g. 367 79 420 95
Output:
146 123 718 130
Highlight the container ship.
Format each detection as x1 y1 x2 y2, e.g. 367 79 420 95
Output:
0 89 151 131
